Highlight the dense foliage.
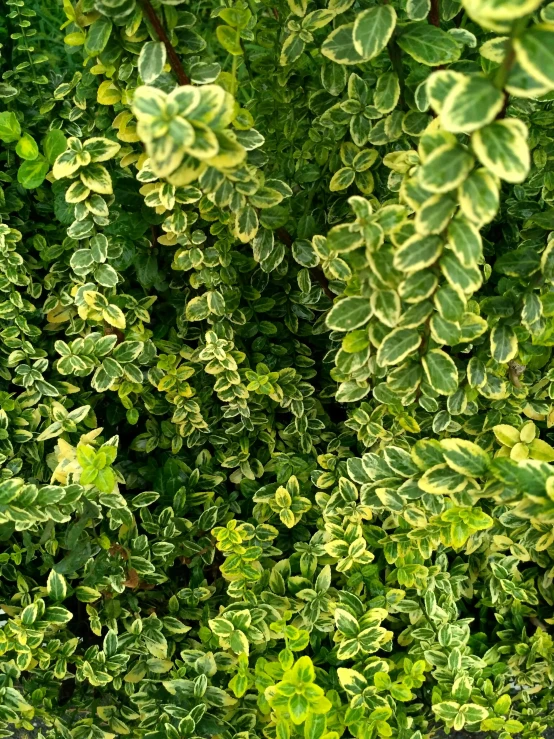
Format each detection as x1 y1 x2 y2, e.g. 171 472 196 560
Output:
5 0 554 737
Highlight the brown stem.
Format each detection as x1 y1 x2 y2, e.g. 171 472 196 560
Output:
311 266 334 300
497 94 510 119
276 227 334 300
429 0 440 26
530 616 548 632
103 321 125 344
493 17 530 117
495 47 515 118
275 226 293 247
139 0 190 85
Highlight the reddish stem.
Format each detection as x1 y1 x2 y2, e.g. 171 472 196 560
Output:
429 0 440 26
140 0 190 85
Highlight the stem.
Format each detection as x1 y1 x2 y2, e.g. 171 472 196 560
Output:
139 0 190 85
493 46 516 91
530 616 548 632
493 16 529 116
103 321 125 345
231 28 241 96
15 4 43 102
387 37 405 107
429 0 440 27
240 41 254 83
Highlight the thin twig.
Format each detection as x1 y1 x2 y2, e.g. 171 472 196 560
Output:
531 616 548 632
103 321 125 345
139 0 190 85
429 0 440 27
387 38 405 107
493 17 530 117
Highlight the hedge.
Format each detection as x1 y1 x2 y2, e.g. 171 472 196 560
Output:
1 0 554 738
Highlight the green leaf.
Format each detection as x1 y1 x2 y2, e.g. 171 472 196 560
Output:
434 285 465 322
327 224 364 252
440 250 482 295
490 323 518 363
83 137 121 163
47 570 68 602
327 297 372 331
293 240 319 267
16 133 39 160
433 702 461 721
17 156 49 189
235 206 259 242
461 704 489 723
422 349 458 395
376 328 421 366
440 439 490 477
427 70 465 113
439 75 505 133
375 72 401 114
337 667 367 694
289 693 309 724
472 119 529 183
186 294 210 321
21 603 38 625
419 464 468 494
139 41 167 83
371 289 401 327
430 314 461 345
219 7 252 27
43 129 68 164
330 167 355 191
321 61 347 95
393 234 443 273
336 380 371 402
43 606 73 624
216 25 243 56
514 25 554 90
75 586 102 602
419 144 474 193
397 23 462 66
334 607 359 636
322 24 368 65
458 168 499 226
304 712 327 739
0 83 18 99
352 5 397 60
0 111 21 143
407 0 431 20
463 0 542 31
287 0 308 16
303 9 335 31
447 218 482 267
80 163 113 194
94 263 119 288
84 17 113 56
415 194 457 235
280 34 305 66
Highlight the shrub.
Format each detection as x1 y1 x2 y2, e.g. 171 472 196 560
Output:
2 0 554 737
